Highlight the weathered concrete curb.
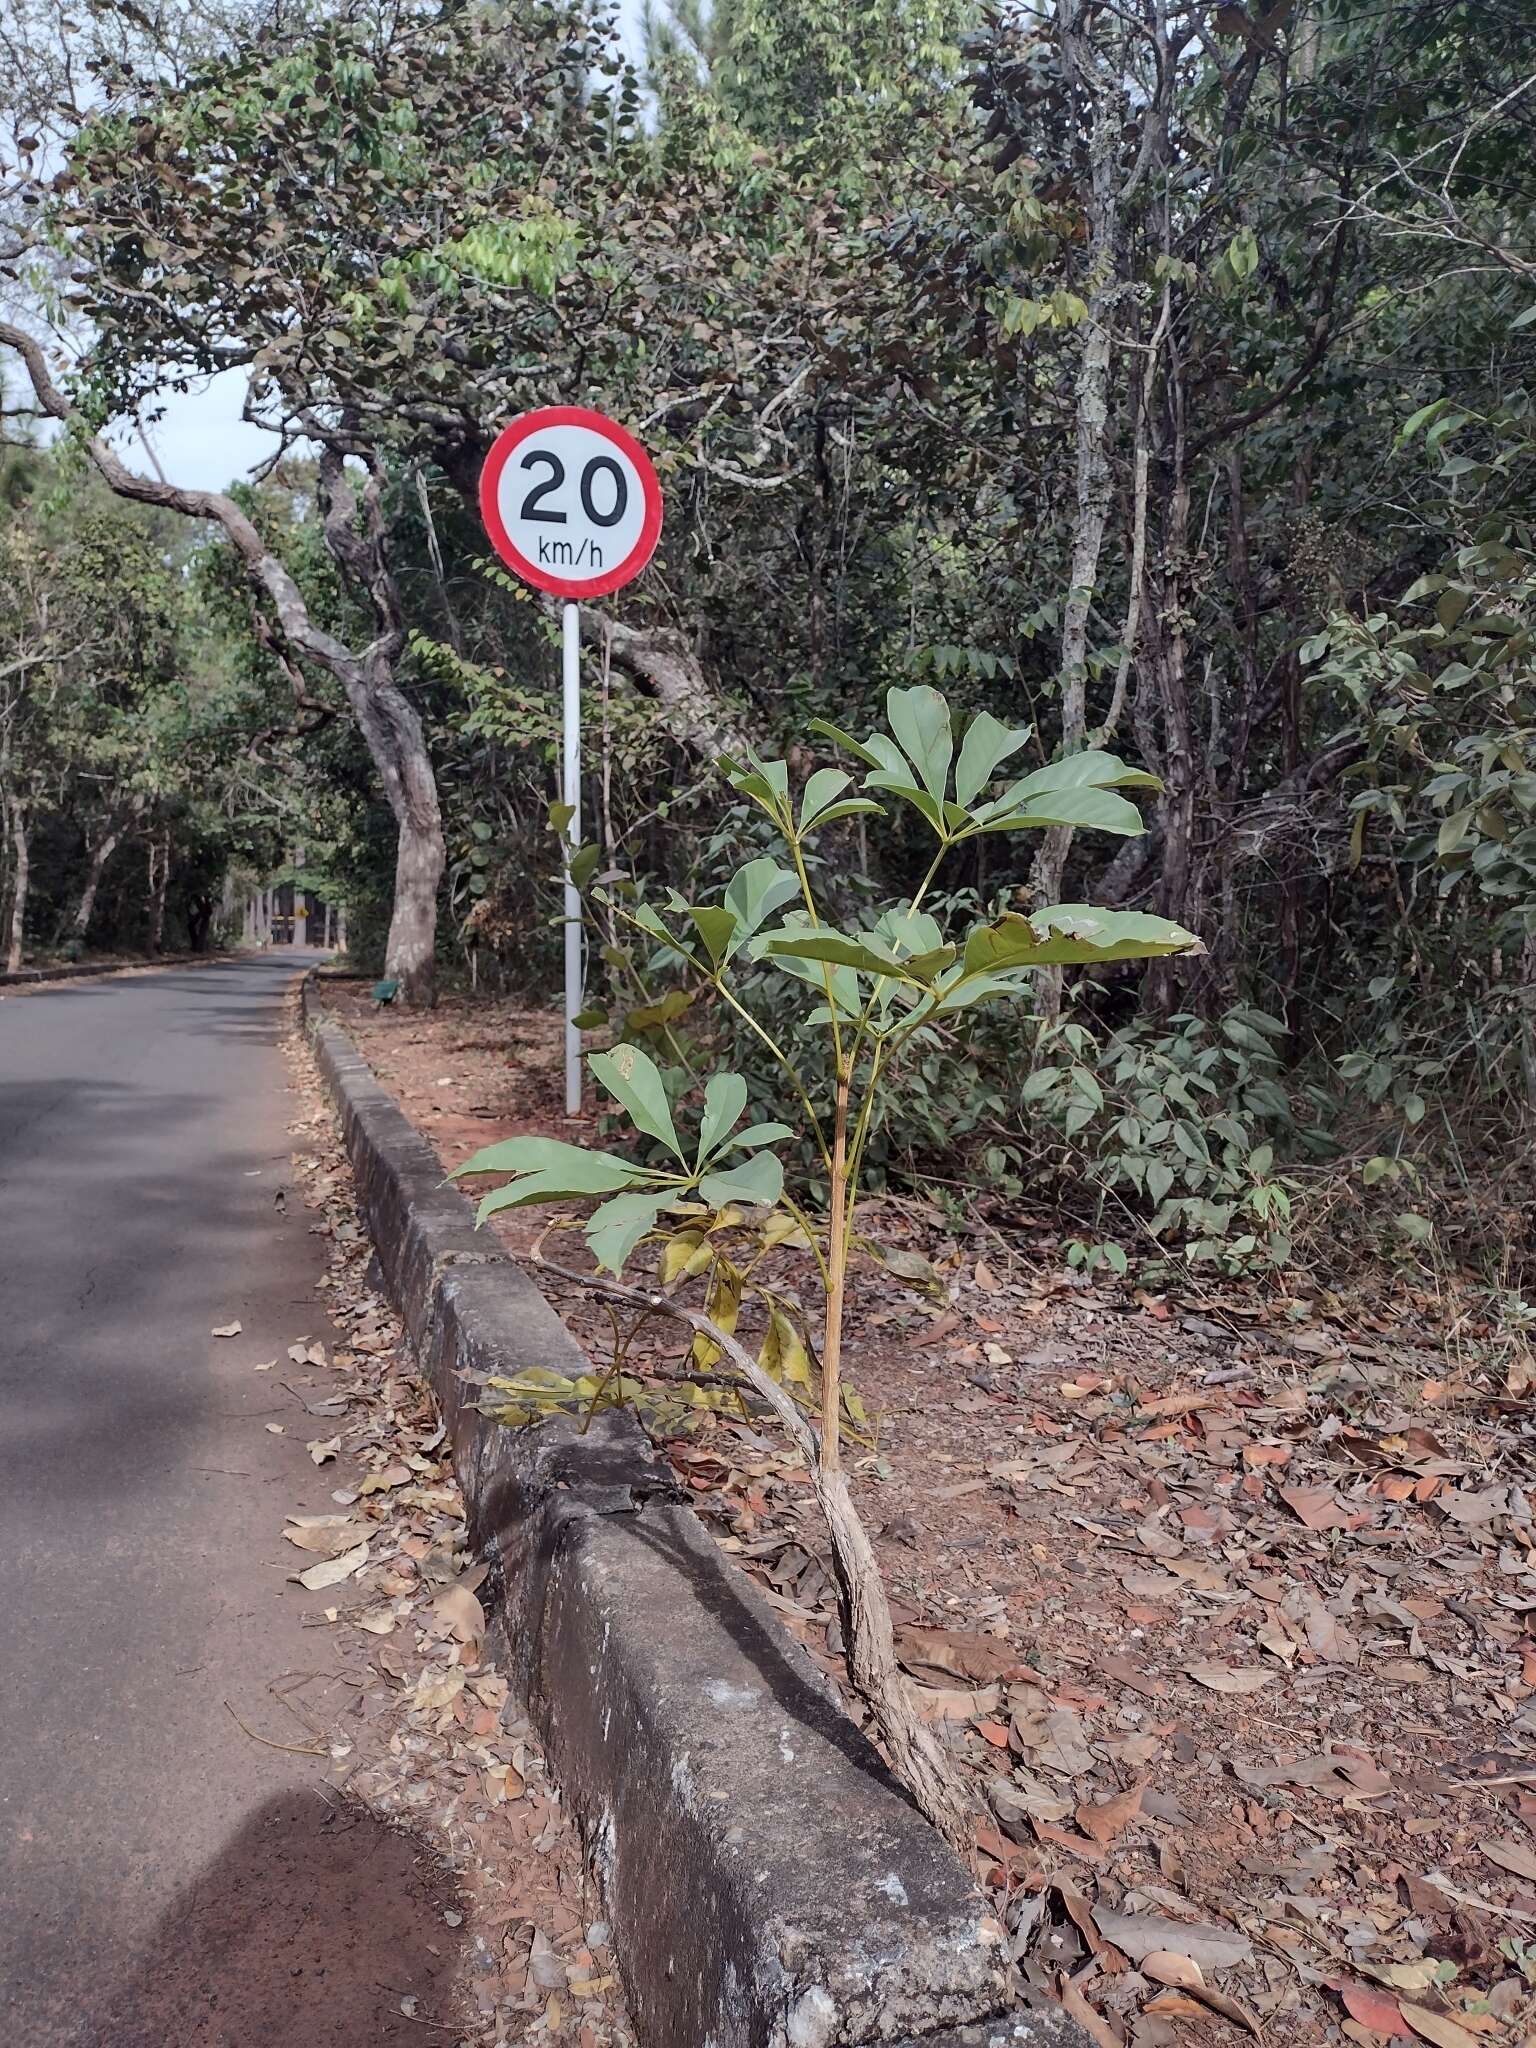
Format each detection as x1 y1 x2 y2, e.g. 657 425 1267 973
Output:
302 981 1091 2048
0 949 237 989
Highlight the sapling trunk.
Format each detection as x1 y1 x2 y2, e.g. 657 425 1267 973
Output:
820 1069 850 1476
533 1252 974 1851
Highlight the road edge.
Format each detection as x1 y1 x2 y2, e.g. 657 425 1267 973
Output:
301 979 1091 2048
0 949 243 990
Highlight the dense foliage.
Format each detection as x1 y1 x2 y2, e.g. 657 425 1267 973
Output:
2 0 1534 1281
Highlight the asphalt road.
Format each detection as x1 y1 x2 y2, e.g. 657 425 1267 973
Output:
0 956 463 2046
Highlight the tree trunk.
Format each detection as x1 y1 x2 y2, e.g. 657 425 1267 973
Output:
147 828 169 953
74 809 134 940
1520 932 1536 1120
385 754 445 1004
1144 349 1199 1015
315 450 445 1004
6 800 30 973
1031 8 1121 1022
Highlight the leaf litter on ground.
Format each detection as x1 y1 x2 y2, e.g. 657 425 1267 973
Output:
267 1005 635 2048
316 982 1536 2048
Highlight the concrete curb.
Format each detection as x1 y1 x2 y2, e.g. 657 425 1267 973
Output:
302 981 1091 2048
0 949 239 989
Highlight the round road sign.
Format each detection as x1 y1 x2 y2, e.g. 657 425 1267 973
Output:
478 406 663 599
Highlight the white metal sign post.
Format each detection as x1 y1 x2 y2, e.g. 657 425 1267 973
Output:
479 407 663 1116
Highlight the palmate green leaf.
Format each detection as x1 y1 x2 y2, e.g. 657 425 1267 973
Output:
723 748 791 821
475 1159 653 1223
962 904 1202 973
813 800 887 826
688 903 737 967
799 766 851 828
977 785 1144 836
730 1120 794 1148
762 929 906 975
989 749 1162 806
585 1191 671 1275
587 1043 685 1158
928 969 1033 1017
886 684 953 802
698 1150 784 1209
954 711 1033 807
452 1134 642 1188
864 772 947 833
697 1071 749 1164
807 716 882 768
722 858 800 957
874 905 946 959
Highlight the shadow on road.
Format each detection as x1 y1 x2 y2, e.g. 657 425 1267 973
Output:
50 1791 469 2048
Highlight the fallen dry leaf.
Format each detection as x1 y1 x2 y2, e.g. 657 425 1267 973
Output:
412 1664 466 1712
895 1624 1026 1686
1400 2005 1482 2048
1076 1780 1145 1846
433 1581 486 1649
1280 1484 1353 1530
358 1462 411 1494
1093 1908 1252 1973
283 1515 369 1557
293 1540 370 1590
1481 1837 1536 1883
351 1606 397 1636
1144 1951 1204 1989
1339 1980 1408 2034
1186 1663 1275 1695
1054 1973 1117 2048
210 1320 242 1338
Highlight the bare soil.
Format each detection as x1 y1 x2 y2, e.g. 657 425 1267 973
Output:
319 983 1536 2048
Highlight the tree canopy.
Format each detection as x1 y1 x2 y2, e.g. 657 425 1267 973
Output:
1 0 1533 1268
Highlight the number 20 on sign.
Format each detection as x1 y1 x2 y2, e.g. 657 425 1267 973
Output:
479 408 664 1114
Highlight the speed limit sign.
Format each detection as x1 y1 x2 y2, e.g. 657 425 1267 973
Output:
478 406 663 599
478 407 664 1118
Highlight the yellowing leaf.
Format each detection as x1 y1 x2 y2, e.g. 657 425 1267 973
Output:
758 1305 815 1391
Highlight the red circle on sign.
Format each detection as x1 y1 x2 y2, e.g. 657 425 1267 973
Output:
478 406 664 599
